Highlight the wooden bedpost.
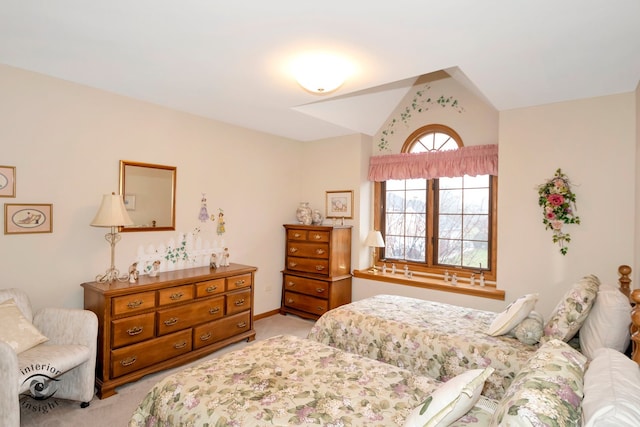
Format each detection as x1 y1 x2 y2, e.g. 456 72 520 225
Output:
618 264 631 298
618 265 639 364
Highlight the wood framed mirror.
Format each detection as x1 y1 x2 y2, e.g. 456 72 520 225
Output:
119 160 176 232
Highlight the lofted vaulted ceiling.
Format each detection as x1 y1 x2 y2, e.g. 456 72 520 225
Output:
1 1 639 141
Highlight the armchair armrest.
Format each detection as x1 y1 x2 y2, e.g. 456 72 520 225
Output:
0 340 20 427
33 308 98 347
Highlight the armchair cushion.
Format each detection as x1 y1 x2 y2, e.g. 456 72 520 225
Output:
0 299 48 354
17 344 91 395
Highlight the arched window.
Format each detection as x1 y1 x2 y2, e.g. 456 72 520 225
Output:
374 124 497 280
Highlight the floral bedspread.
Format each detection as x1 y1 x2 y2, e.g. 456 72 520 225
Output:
307 294 538 400
129 334 444 426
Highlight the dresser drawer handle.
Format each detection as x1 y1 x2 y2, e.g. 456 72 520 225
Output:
234 279 246 286
289 247 298 253
316 306 324 312
170 292 184 300
174 341 188 349
315 249 326 255
289 262 297 268
164 317 178 326
287 281 296 287
287 298 294 304
312 233 322 240
120 356 137 367
127 300 143 309
234 298 245 306
126 326 144 336
316 288 325 293
315 265 326 271
293 232 302 238
206 285 218 293
200 332 212 341
209 307 221 314
237 321 247 328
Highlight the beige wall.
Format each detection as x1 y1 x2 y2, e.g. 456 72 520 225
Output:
0 64 308 315
1 63 638 320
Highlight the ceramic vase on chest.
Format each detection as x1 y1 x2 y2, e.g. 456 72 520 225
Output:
296 202 313 225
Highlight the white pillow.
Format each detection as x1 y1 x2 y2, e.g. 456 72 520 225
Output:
0 299 48 353
583 347 640 427
487 294 538 336
404 367 494 427
579 284 631 359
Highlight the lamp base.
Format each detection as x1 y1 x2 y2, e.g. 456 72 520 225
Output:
96 267 129 283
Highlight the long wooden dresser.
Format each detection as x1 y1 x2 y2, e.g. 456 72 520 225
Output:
280 224 352 320
82 263 256 399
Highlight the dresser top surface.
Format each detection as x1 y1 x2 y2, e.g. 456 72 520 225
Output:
81 263 257 295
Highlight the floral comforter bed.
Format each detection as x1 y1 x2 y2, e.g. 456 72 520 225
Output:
129 334 496 427
307 294 537 399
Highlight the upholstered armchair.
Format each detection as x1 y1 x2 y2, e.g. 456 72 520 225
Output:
0 288 98 427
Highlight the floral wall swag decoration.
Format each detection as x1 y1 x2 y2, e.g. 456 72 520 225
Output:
537 169 580 255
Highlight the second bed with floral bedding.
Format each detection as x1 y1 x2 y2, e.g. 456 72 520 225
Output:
307 274 606 402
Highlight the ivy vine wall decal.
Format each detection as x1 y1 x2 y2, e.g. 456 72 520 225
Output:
377 84 466 152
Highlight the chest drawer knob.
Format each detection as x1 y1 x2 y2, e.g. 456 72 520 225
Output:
234 279 246 287
164 317 179 326
316 288 325 293
287 281 295 287
206 285 218 293
209 307 220 314
174 341 188 349
289 262 298 268
293 232 302 238
316 306 324 312
287 298 294 304
120 356 137 367
126 326 144 336
289 247 298 253
127 300 143 309
315 249 326 255
237 321 247 328
169 292 184 301
315 265 326 271
312 233 322 240
234 298 245 306
200 332 212 341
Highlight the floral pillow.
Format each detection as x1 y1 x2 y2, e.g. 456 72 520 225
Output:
511 310 544 345
491 339 588 427
542 275 600 343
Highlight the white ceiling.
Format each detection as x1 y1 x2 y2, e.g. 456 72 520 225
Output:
1 1 639 142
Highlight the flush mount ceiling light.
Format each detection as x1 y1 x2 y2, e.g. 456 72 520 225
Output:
292 53 352 94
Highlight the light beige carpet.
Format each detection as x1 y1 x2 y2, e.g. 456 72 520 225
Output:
19 314 315 427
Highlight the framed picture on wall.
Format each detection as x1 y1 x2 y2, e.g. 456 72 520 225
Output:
325 190 353 219
0 165 16 198
4 203 53 234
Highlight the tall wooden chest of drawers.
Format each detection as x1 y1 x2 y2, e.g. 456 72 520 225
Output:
82 263 256 399
280 224 352 320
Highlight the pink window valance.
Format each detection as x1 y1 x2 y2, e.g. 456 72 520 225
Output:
368 144 498 181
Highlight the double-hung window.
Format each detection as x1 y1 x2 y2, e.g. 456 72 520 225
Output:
374 124 498 280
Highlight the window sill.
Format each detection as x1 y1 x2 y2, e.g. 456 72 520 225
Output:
353 269 505 301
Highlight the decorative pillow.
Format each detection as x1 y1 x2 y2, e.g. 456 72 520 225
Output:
491 339 587 427
512 311 544 345
0 299 48 353
579 284 631 359
404 367 495 427
542 275 600 343
487 293 538 336
582 347 640 426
